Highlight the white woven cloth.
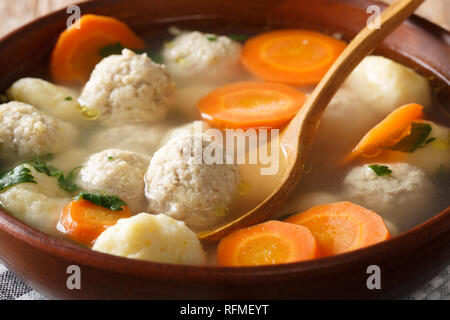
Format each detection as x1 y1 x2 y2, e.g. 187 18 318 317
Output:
0 261 448 300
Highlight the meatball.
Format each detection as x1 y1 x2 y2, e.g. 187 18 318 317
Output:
162 31 242 84
92 213 206 265
89 124 168 157
77 149 149 213
78 49 176 126
0 102 78 162
342 162 433 229
144 133 240 231
0 165 70 237
405 121 450 176
6 77 88 126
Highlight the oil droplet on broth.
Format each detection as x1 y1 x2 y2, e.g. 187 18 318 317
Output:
431 139 448 150
303 163 312 173
238 180 252 196
215 206 229 217
80 106 100 120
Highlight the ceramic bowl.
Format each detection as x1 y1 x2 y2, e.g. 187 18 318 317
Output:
0 0 448 299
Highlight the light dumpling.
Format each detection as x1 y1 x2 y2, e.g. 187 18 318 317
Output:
6 77 88 125
0 165 70 237
92 213 207 265
404 120 450 176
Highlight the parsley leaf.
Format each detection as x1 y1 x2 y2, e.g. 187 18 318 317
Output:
368 164 392 177
385 122 432 153
75 192 127 211
26 158 81 193
99 42 126 57
0 94 9 104
58 166 82 193
64 96 73 101
206 36 218 42
227 34 249 42
0 165 36 193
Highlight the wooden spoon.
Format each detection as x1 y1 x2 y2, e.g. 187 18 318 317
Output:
199 0 425 241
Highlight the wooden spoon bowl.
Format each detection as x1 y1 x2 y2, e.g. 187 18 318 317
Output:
0 0 448 299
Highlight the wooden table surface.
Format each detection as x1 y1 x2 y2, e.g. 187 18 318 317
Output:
0 0 448 38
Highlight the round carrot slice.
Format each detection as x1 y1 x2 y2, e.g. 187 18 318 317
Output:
241 29 346 85
50 14 146 85
342 103 424 164
285 201 390 257
59 199 131 246
217 220 320 266
198 81 307 129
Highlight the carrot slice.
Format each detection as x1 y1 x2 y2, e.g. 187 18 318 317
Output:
342 103 424 164
241 29 346 85
285 201 390 257
58 199 131 246
50 14 145 84
217 220 320 266
197 81 307 129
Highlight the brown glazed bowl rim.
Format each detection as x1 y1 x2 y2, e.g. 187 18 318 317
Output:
0 0 449 282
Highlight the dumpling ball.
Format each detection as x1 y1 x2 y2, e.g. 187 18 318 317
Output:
0 164 70 237
6 77 87 126
144 133 240 232
0 101 78 162
345 55 431 116
92 213 206 265
88 124 168 158
77 149 149 213
404 121 450 176
78 49 176 126
162 31 242 84
342 162 433 229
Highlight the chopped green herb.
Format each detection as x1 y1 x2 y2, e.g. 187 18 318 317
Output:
385 122 432 153
26 158 81 193
146 51 164 64
0 94 9 104
99 42 126 57
206 36 218 42
75 192 127 211
368 164 392 177
227 34 249 42
423 137 437 146
108 156 114 161
64 96 73 101
58 166 82 193
0 165 36 193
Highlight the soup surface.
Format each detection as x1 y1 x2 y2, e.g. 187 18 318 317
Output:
0 14 448 266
